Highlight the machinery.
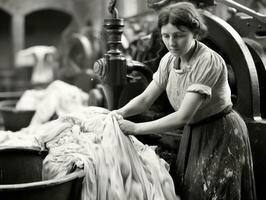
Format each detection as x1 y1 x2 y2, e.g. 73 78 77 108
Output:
93 12 128 110
93 0 153 110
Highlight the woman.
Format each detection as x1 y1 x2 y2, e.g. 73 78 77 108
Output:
112 2 256 200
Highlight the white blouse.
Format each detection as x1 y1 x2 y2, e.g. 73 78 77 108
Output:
153 41 232 123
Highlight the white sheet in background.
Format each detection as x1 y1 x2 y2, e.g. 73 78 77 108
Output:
15 80 89 126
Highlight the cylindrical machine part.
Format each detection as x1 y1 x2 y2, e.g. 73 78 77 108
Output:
94 17 127 110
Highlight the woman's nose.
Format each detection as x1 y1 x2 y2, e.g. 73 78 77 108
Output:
169 37 177 47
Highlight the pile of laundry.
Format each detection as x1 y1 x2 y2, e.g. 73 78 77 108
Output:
15 80 89 126
0 106 179 200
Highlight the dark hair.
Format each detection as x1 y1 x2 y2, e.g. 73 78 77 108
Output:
158 2 208 39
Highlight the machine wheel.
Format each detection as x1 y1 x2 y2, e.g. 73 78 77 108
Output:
202 11 261 119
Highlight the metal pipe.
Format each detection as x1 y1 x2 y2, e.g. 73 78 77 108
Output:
216 0 266 23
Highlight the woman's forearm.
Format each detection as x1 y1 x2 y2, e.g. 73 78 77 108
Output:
135 111 187 135
118 81 163 118
118 94 151 118
134 92 205 135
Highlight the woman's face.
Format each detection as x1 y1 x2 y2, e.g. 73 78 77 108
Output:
161 23 195 58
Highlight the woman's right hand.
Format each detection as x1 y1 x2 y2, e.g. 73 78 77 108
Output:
117 119 138 135
109 110 123 120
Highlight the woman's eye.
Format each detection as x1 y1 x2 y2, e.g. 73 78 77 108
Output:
173 34 185 39
162 33 186 40
162 34 169 39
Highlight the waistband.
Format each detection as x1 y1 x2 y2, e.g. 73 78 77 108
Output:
189 106 233 126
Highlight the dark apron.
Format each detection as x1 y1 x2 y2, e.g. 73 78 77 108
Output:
175 106 257 200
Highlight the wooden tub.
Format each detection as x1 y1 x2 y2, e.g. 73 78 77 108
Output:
0 146 85 200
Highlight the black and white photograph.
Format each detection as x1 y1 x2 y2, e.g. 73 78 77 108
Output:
0 0 265 199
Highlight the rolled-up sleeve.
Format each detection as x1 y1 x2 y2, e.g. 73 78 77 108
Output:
186 52 223 98
187 83 211 96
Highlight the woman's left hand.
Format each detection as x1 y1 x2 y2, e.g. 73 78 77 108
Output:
117 119 138 135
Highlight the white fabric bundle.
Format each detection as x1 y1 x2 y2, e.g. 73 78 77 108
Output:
0 106 179 200
39 107 179 200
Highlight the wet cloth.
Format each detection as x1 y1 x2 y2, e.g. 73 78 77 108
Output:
175 110 257 200
38 106 179 200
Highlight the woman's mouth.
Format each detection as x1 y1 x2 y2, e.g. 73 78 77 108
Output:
169 49 180 54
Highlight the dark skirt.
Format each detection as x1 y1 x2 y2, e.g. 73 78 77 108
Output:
175 110 257 200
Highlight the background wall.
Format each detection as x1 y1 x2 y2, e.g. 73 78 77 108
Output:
0 0 107 71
